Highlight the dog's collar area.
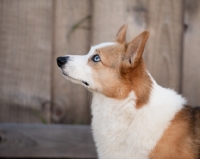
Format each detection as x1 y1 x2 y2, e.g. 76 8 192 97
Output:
82 81 89 86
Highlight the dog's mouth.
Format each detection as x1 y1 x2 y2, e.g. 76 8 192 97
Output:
62 71 89 86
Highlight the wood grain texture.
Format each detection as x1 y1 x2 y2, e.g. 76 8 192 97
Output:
52 0 91 124
0 123 97 158
92 0 148 45
0 0 52 123
145 0 184 92
182 0 200 106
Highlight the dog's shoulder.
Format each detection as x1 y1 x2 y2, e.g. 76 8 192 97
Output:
190 105 200 157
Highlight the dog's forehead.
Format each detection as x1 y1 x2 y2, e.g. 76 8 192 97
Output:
88 42 116 56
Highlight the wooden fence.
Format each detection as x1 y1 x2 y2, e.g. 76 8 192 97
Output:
0 0 200 158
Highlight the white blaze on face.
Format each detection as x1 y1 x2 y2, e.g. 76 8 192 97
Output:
60 42 116 89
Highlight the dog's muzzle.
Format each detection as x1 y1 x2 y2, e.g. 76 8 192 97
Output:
57 56 69 68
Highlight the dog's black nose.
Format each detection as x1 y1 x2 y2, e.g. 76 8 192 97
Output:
57 56 69 67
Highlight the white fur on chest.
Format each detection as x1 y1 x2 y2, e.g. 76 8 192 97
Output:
91 81 186 159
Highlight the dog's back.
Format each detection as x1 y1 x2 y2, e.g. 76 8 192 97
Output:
192 106 200 158
149 105 200 159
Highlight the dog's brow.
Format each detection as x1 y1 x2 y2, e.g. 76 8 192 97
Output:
95 49 100 54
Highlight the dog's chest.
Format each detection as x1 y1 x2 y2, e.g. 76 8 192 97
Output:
91 92 161 159
90 85 185 159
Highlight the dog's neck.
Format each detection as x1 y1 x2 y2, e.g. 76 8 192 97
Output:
91 73 186 159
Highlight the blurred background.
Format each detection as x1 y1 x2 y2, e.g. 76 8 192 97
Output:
0 0 200 128
0 0 200 158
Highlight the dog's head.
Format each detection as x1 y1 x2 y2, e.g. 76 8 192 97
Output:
57 25 150 102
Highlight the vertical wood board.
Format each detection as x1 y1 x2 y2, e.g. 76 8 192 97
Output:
182 0 200 106
92 0 148 45
0 0 52 123
145 0 183 92
52 0 91 124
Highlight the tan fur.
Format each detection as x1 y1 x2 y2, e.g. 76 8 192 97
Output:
116 24 127 44
88 30 151 108
121 30 151 108
123 31 149 68
121 59 152 108
150 106 200 159
88 44 130 99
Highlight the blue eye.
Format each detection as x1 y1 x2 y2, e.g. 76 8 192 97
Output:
92 54 101 62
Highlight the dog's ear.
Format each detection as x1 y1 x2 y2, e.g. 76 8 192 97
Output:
116 24 128 44
123 31 149 68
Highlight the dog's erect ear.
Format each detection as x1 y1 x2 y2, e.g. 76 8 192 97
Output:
123 31 149 68
116 24 128 44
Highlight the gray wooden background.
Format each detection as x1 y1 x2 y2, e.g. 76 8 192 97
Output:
0 0 200 124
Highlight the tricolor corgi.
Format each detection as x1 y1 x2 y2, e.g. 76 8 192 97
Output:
57 24 200 159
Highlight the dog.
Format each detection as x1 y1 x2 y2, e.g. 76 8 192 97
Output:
57 24 200 159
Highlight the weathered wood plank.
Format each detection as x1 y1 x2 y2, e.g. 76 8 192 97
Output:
52 0 91 124
145 0 184 92
0 0 52 123
0 124 97 158
182 0 200 106
92 0 148 44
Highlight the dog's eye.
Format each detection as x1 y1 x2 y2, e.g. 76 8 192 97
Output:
92 54 101 62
